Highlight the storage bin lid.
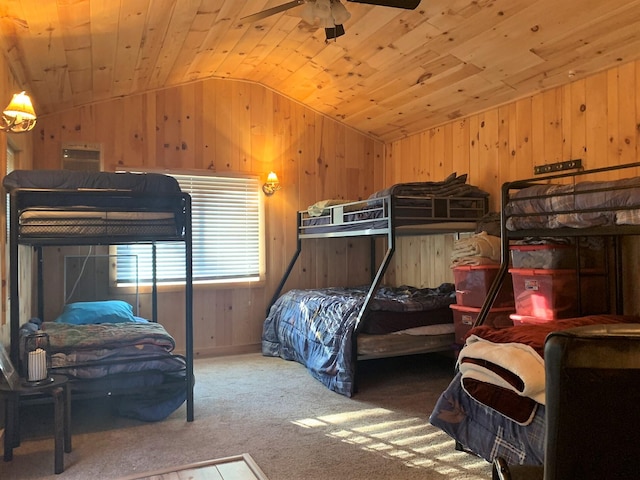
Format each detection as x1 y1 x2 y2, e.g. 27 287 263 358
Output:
452 264 500 271
509 244 571 251
450 304 515 313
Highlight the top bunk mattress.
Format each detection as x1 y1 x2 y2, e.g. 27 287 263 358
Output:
3 170 188 240
505 175 640 231
300 173 489 236
3 169 181 193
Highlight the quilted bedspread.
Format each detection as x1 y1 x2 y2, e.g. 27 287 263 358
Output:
40 321 176 352
262 284 455 396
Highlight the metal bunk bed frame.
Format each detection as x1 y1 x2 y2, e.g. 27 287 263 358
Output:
475 161 640 328
7 188 195 422
267 193 488 369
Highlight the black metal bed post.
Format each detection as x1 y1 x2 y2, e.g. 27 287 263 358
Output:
354 224 395 332
350 197 396 393
370 236 376 284
9 192 19 365
614 236 624 314
184 193 194 422
475 181 511 327
151 242 157 322
37 246 44 321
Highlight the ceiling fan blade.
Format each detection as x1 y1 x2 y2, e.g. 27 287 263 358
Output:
241 0 305 23
346 0 420 9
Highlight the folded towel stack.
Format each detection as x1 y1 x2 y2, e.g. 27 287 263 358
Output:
451 231 501 267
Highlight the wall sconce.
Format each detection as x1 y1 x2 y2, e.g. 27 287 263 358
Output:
262 171 281 196
1 91 37 133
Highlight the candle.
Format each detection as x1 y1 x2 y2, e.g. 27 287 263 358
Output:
28 348 47 381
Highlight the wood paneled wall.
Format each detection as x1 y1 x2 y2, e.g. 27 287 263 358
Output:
385 60 640 315
0 55 34 347
31 79 384 356
10 58 640 355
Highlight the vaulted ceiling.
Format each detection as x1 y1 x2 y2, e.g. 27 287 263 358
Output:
1 0 640 142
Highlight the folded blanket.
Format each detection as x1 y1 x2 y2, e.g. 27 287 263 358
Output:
505 176 640 230
458 334 545 404
369 172 490 199
451 231 501 266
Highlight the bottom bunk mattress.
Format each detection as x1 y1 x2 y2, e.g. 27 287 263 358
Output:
429 314 640 465
20 316 187 421
262 283 457 396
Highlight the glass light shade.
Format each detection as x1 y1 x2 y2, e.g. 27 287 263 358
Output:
266 171 279 184
301 2 316 23
4 91 36 119
331 1 351 24
313 0 332 19
1 91 37 133
263 171 281 196
320 16 336 28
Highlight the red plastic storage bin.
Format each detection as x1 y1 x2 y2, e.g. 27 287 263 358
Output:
510 268 578 319
453 265 514 308
510 268 609 321
450 304 514 345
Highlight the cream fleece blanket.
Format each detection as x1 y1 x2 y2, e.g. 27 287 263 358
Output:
457 334 546 404
451 231 501 266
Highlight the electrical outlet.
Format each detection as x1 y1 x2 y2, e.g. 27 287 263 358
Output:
534 159 583 175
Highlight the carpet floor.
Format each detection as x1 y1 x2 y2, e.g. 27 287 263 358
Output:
0 352 493 480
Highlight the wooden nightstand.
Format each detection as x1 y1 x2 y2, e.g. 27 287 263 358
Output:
0 374 72 474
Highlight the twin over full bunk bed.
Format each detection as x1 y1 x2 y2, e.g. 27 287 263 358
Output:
262 173 490 396
3 170 194 422
429 161 640 465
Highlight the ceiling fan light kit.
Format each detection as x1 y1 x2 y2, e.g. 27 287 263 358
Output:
243 0 419 40
299 0 352 39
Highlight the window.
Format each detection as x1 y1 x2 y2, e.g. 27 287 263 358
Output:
116 173 262 286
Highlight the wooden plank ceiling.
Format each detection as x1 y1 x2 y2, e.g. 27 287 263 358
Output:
1 0 639 142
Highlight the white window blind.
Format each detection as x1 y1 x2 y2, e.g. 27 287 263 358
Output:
117 173 262 285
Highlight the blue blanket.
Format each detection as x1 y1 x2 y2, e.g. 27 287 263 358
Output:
262 284 455 396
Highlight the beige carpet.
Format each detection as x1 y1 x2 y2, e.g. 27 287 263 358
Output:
0 352 493 480
116 453 269 480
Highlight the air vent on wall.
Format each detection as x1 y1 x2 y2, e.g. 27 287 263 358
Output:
62 143 102 172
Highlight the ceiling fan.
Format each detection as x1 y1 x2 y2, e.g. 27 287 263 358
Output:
242 0 421 40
